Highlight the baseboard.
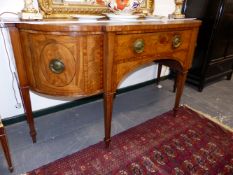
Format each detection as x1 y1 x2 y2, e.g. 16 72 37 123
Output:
2 76 168 126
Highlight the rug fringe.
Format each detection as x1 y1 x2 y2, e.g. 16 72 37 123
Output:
182 104 233 133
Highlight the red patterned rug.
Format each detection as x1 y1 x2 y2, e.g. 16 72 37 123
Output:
26 106 233 175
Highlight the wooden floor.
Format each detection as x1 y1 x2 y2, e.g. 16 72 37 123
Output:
0 78 232 174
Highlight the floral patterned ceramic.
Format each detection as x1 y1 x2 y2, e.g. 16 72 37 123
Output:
107 0 144 14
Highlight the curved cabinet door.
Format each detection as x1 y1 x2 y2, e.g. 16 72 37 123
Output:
20 31 103 97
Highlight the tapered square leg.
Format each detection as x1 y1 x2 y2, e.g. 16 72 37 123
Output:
0 123 13 172
156 63 163 85
173 71 187 116
20 87 37 143
104 93 114 148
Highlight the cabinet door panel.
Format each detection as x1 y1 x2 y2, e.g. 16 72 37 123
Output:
184 0 223 67
225 0 233 58
207 0 229 61
20 31 103 97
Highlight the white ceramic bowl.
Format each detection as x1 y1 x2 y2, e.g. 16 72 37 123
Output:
107 0 143 14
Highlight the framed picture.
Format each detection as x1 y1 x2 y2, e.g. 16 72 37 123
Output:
38 0 154 18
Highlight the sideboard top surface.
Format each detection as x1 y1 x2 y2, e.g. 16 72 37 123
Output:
7 20 201 32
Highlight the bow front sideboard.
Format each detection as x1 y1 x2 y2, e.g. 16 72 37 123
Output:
7 20 201 147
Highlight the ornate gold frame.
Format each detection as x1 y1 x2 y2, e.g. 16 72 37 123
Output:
38 0 154 18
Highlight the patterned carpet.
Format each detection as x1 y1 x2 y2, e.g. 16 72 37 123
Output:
25 106 233 175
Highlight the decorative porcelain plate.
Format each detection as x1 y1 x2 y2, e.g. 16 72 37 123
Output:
107 0 143 15
105 13 140 21
73 15 105 21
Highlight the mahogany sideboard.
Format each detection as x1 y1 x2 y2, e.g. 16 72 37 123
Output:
7 20 201 147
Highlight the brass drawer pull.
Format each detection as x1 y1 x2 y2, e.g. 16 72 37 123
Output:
172 35 182 48
49 59 65 74
133 39 145 53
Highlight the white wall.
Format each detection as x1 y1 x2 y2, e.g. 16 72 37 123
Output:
153 0 175 16
0 0 174 119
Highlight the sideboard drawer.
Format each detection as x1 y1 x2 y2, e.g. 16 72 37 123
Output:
20 31 104 96
115 30 192 62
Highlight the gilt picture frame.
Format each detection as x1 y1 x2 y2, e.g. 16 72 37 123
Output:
38 0 154 18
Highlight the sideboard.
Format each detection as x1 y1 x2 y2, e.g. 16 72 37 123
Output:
7 20 201 147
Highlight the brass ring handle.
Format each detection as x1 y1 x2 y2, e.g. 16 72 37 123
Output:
49 59 65 74
172 35 182 48
133 39 145 53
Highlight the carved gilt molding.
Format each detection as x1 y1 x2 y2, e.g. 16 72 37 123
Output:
38 0 154 18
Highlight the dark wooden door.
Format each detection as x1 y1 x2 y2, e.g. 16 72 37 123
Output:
224 0 233 58
207 0 232 61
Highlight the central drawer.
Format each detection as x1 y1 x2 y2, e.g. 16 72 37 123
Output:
114 30 192 62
